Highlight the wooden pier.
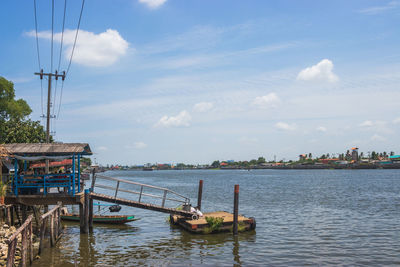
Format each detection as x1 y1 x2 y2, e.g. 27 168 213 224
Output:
171 211 256 234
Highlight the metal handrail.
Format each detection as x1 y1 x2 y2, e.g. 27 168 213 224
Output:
92 174 190 207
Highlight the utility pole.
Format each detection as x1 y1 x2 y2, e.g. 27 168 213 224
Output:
34 69 66 173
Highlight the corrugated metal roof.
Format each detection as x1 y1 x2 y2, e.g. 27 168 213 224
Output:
3 143 92 156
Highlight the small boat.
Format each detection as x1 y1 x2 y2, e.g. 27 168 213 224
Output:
61 213 139 224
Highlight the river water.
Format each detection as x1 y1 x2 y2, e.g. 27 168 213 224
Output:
33 169 400 266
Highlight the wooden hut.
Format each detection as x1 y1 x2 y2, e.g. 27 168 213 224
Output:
4 143 92 197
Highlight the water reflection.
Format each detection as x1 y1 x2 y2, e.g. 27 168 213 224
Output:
34 221 256 266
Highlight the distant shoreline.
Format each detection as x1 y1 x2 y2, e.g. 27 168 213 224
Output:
101 163 400 172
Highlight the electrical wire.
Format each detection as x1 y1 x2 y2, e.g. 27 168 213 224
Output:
66 0 85 76
54 0 67 119
33 0 44 115
56 81 65 119
51 0 54 72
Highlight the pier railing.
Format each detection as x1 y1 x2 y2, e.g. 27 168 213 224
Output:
5 215 34 267
92 174 190 207
39 205 62 254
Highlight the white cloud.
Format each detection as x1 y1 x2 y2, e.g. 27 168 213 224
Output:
297 59 338 83
371 134 386 141
239 137 258 145
275 122 296 131
359 120 374 127
27 29 129 67
359 1 399 15
134 142 147 149
193 102 213 112
253 93 280 108
155 110 192 128
97 146 108 151
139 0 167 9
393 117 400 124
316 126 327 132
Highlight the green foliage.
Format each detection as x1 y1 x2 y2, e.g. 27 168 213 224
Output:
81 157 92 166
211 160 220 168
0 118 49 143
0 179 9 197
203 216 224 234
256 157 266 164
0 76 49 144
0 77 31 121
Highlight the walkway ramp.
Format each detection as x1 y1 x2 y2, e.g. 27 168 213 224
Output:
90 174 195 217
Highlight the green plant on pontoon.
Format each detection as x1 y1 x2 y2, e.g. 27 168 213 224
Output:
203 216 224 234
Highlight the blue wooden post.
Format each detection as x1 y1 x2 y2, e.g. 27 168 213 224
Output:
78 154 81 192
44 174 47 195
14 159 18 196
72 154 76 195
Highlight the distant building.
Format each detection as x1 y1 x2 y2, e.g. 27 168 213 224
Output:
389 155 400 162
318 158 339 164
299 154 307 161
351 147 359 162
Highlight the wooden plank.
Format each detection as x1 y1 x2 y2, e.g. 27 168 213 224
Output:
6 194 81 205
183 211 249 225
41 205 60 220
90 192 194 217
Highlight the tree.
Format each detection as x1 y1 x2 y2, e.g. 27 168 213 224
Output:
1 118 48 143
0 76 48 144
257 157 266 164
0 77 31 121
211 160 220 168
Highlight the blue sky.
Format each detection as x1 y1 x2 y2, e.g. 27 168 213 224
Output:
1 0 400 165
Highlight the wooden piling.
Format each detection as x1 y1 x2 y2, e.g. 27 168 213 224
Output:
197 180 203 210
89 196 94 232
10 206 14 226
233 184 239 235
6 206 11 226
21 227 27 267
39 216 46 255
84 189 89 233
79 203 84 233
22 205 27 222
50 214 55 246
6 239 17 267
29 220 33 264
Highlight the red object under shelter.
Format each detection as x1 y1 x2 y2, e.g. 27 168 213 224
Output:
30 159 73 169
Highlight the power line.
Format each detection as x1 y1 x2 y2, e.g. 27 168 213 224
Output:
66 0 85 76
33 0 41 70
33 0 44 115
51 0 54 72
57 0 67 72
56 81 65 119
54 0 67 119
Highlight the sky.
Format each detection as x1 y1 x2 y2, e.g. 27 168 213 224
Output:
1 0 400 165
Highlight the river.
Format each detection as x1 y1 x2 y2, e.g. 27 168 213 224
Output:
33 169 400 266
